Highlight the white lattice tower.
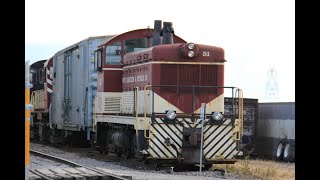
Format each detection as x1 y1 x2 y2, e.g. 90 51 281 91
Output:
265 66 279 100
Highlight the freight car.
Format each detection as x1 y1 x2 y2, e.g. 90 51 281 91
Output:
255 102 295 162
225 98 258 157
30 20 244 169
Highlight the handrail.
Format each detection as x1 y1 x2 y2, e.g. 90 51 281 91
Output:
143 85 152 139
234 88 244 140
30 91 36 111
238 89 244 139
135 87 139 140
30 89 45 111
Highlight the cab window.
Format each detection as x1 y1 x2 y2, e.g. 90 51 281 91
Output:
94 49 103 71
124 38 148 54
106 42 121 65
30 68 37 84
39 69 45 84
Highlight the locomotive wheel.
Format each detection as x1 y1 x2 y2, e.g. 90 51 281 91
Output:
143 156 150 164
124 150 130 159
154 161 160 170
204 164 212 171
116 151 122 158
103 150 109 156
103 138 109 155
174 164 198 171
132 137 139 160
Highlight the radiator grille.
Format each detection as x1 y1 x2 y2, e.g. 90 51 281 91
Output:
160 64 177 92
200 65 218 93
160 64 218 94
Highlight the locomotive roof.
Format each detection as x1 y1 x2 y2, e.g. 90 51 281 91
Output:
30 59 47 67
98 28 186 48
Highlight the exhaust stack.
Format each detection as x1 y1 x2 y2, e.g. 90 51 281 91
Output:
152 20 162 46
161 22 174 44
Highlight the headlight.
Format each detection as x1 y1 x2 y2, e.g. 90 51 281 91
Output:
188 51 195 57
166 110 176 120
212 112 223 121
187 43 195 50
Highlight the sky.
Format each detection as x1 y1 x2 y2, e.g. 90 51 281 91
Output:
25 0 295 103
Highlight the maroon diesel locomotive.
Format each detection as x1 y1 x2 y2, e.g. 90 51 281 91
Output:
93 20 244 168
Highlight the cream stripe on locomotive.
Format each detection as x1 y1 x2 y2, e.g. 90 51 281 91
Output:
203 119 238 159
123 61 225 69
149 118 183 158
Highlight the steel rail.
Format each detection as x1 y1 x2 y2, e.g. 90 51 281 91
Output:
29 169 53 180
30 149 131 180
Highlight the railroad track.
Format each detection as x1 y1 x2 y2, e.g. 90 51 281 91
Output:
29 149 132 180
30 142 212 172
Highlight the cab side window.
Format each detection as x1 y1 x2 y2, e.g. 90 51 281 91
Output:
94 49 103 71
106 42 121 65
39 69 45 84
30 68 37 84
124 38 148 54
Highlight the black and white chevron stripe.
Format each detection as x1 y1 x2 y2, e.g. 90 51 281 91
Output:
149 118 183 158
148 117 239 160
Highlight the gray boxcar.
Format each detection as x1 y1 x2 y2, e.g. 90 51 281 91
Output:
50 36 114 141
255 102 295 162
